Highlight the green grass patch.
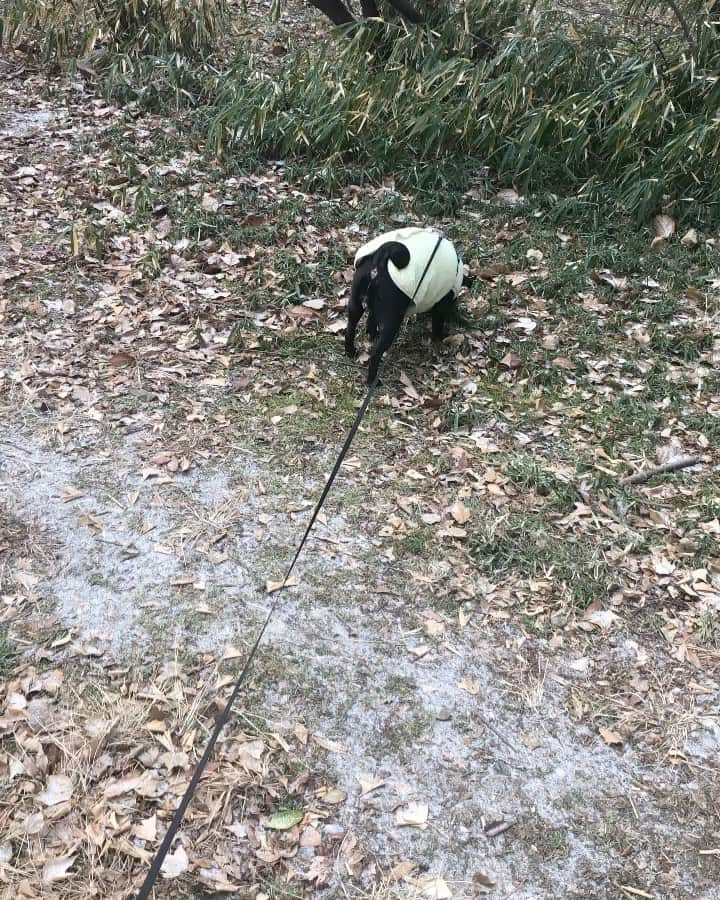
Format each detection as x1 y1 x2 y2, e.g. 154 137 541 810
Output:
2 0 227 60
209 0 720 222
469 509 618 608
0 628 17 679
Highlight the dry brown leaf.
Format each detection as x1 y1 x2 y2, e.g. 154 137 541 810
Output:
134 815 157 842
389 860 416 881
458 677 480 695
416 876 452 899
583 609 620 629
651 213 676 250
316 785 347 804
591 270 629 291
599 726 624 746
42 855 76 884
266 576 299 593
37 774 73 807
234 738 265 773
357 776 385 795
395 801 429 829
312 734 344 753
300 825 322 847
400 370 422 401
500 351 522 369
449 500 470 524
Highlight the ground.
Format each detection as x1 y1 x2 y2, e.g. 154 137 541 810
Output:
1 15 719 900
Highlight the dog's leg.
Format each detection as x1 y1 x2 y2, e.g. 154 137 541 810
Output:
345 267 369 359
431 292 457 340
366 296 379 341
366 292 409 386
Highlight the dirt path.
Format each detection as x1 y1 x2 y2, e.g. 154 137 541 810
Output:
1 50 720 900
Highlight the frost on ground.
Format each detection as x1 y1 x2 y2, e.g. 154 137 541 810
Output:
1 43 720 900
2 424 719 899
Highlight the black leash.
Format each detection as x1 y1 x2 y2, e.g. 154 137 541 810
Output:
134 231 444 900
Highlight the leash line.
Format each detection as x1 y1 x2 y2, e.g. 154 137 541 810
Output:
135 230 445 899
135 376 379 900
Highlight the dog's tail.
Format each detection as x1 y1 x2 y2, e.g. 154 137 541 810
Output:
376 241 410 271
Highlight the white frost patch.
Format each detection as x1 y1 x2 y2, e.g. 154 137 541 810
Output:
2 428 717 898
0 109 54 138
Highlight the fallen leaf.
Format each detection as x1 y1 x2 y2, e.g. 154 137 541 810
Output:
42 855 76 883
395 801 429 829
651 213 675 249
312 734 344 753
599 726 624 746
266 576 299 593
266 809 304 830
37 774 73 807
583 609 620 629
161 845 189 879
652 556 675 576
417 876 452 899
449 500 470 524
591 270 629 291
300 825 322 847
389 860 416 880
316 786 346 804
500 351 522 369
134 815 157 842
358 776 385 795
458 677 480 695
526 248 544 265
400 370 422 401
680 227 699 247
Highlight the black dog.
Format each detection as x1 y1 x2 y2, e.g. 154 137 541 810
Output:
345 227 464 385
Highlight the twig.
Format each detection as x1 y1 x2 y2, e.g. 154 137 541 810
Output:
620 455 703 487
478 712 520 754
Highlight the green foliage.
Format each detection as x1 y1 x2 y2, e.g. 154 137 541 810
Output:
1 0 227 60
209 0 720 220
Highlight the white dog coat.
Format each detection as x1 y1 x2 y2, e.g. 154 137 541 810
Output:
354 227 463 315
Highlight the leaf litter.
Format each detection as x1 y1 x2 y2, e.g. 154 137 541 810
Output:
1 30 720 900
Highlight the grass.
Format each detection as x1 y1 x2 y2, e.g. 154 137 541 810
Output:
1 0 227 59
469 509 618 609
0 628 16 678
208 0 720 223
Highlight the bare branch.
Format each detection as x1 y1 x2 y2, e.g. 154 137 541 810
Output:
620 455 704 487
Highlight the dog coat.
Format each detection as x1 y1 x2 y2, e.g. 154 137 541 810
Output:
354 227 463 315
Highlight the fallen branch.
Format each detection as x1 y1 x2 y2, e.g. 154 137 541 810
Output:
620 455 703 487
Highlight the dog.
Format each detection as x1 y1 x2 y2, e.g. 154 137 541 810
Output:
344 227 464 385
